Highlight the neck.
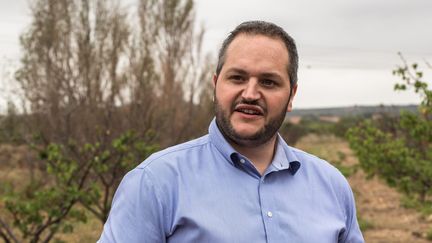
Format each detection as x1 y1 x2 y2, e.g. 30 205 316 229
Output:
231 135 278 175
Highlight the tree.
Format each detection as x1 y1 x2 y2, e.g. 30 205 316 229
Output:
149 0 213 146
0 102 24 144
0 0 213 241
347 54 432 205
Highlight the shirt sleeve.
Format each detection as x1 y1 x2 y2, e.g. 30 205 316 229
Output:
98 168 167 243
338 178 364 243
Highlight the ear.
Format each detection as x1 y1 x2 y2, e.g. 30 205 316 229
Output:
286 84 298 112
212 74 218 87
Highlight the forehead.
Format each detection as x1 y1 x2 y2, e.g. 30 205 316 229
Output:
223 34 290 77
227 33 288 55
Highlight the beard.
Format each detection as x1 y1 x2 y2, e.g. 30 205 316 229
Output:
214 95 288 147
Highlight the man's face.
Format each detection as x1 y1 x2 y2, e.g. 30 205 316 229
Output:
214 34 297 147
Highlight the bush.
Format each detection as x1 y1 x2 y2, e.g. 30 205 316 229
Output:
348 55 432 206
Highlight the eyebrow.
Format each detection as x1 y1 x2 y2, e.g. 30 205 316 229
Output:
225 68 248 76
260 72 283 80
225 68 283 80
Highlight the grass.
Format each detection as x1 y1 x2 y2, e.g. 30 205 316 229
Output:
56 212 102 243
427 228 432 241
400 195 432 220
358 217 374 232
295 134 358 178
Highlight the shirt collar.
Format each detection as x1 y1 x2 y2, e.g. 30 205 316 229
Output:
273 134 301 175
209 118 238 165
208 118 301 175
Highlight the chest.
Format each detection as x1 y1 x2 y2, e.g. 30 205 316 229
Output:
166 170 346 243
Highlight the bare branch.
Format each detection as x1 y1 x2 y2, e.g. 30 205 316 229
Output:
0 216 19 243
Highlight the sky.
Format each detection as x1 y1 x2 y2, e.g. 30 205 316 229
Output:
1 0 431 113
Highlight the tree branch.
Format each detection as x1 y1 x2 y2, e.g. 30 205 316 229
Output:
0 216 19 243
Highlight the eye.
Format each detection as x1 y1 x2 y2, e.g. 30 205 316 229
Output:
228 75 245 82
260 79 277 87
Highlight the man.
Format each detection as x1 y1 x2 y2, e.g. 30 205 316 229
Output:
99 21 364 243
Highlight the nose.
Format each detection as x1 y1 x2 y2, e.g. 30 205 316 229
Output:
241 78 261 101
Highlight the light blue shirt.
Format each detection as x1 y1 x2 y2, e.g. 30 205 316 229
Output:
99 119 364 243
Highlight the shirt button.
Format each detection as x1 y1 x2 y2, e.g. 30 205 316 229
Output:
239 159 246 164
267 211 273 218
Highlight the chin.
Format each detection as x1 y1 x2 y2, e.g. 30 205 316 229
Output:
232 126 262 139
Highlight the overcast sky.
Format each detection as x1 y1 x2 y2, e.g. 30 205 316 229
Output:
1 0 431 112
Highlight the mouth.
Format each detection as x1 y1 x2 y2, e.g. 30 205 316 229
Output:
234 104 264 116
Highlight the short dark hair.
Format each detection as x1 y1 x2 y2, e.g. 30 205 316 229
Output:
216 21 298 87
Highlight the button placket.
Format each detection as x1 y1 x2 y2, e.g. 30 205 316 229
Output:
258 175 279 242
267 211 273 218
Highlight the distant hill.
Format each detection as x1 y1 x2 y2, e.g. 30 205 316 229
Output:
288 105 418 117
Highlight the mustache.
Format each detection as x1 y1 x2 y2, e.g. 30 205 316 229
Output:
231 99 267 113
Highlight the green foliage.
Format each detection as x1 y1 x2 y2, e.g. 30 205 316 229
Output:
400 196 432 216
0 102 25 144
332 152 358 178
348 55 432 207
280 116 349 146
332 116 364 138
282 115 366 145
301 116 336 135
81 130 159 222
279 121 309 146
427 228 432 241
1 143 89 242
4 190 86 237
2 0 205 240
0 130 158 242
358 217 374 232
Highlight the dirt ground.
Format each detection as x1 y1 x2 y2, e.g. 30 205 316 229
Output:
297 134 432 243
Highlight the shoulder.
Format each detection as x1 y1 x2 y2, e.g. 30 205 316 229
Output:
290 146 357 223
128 135 215 183
117 134 215 218
291 147 341 176
115 134 213 210
117 134 215 194
137 135 211 169
289 146 354 206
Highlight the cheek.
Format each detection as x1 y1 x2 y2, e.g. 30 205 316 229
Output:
216 86 238 106
267 95 290 113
